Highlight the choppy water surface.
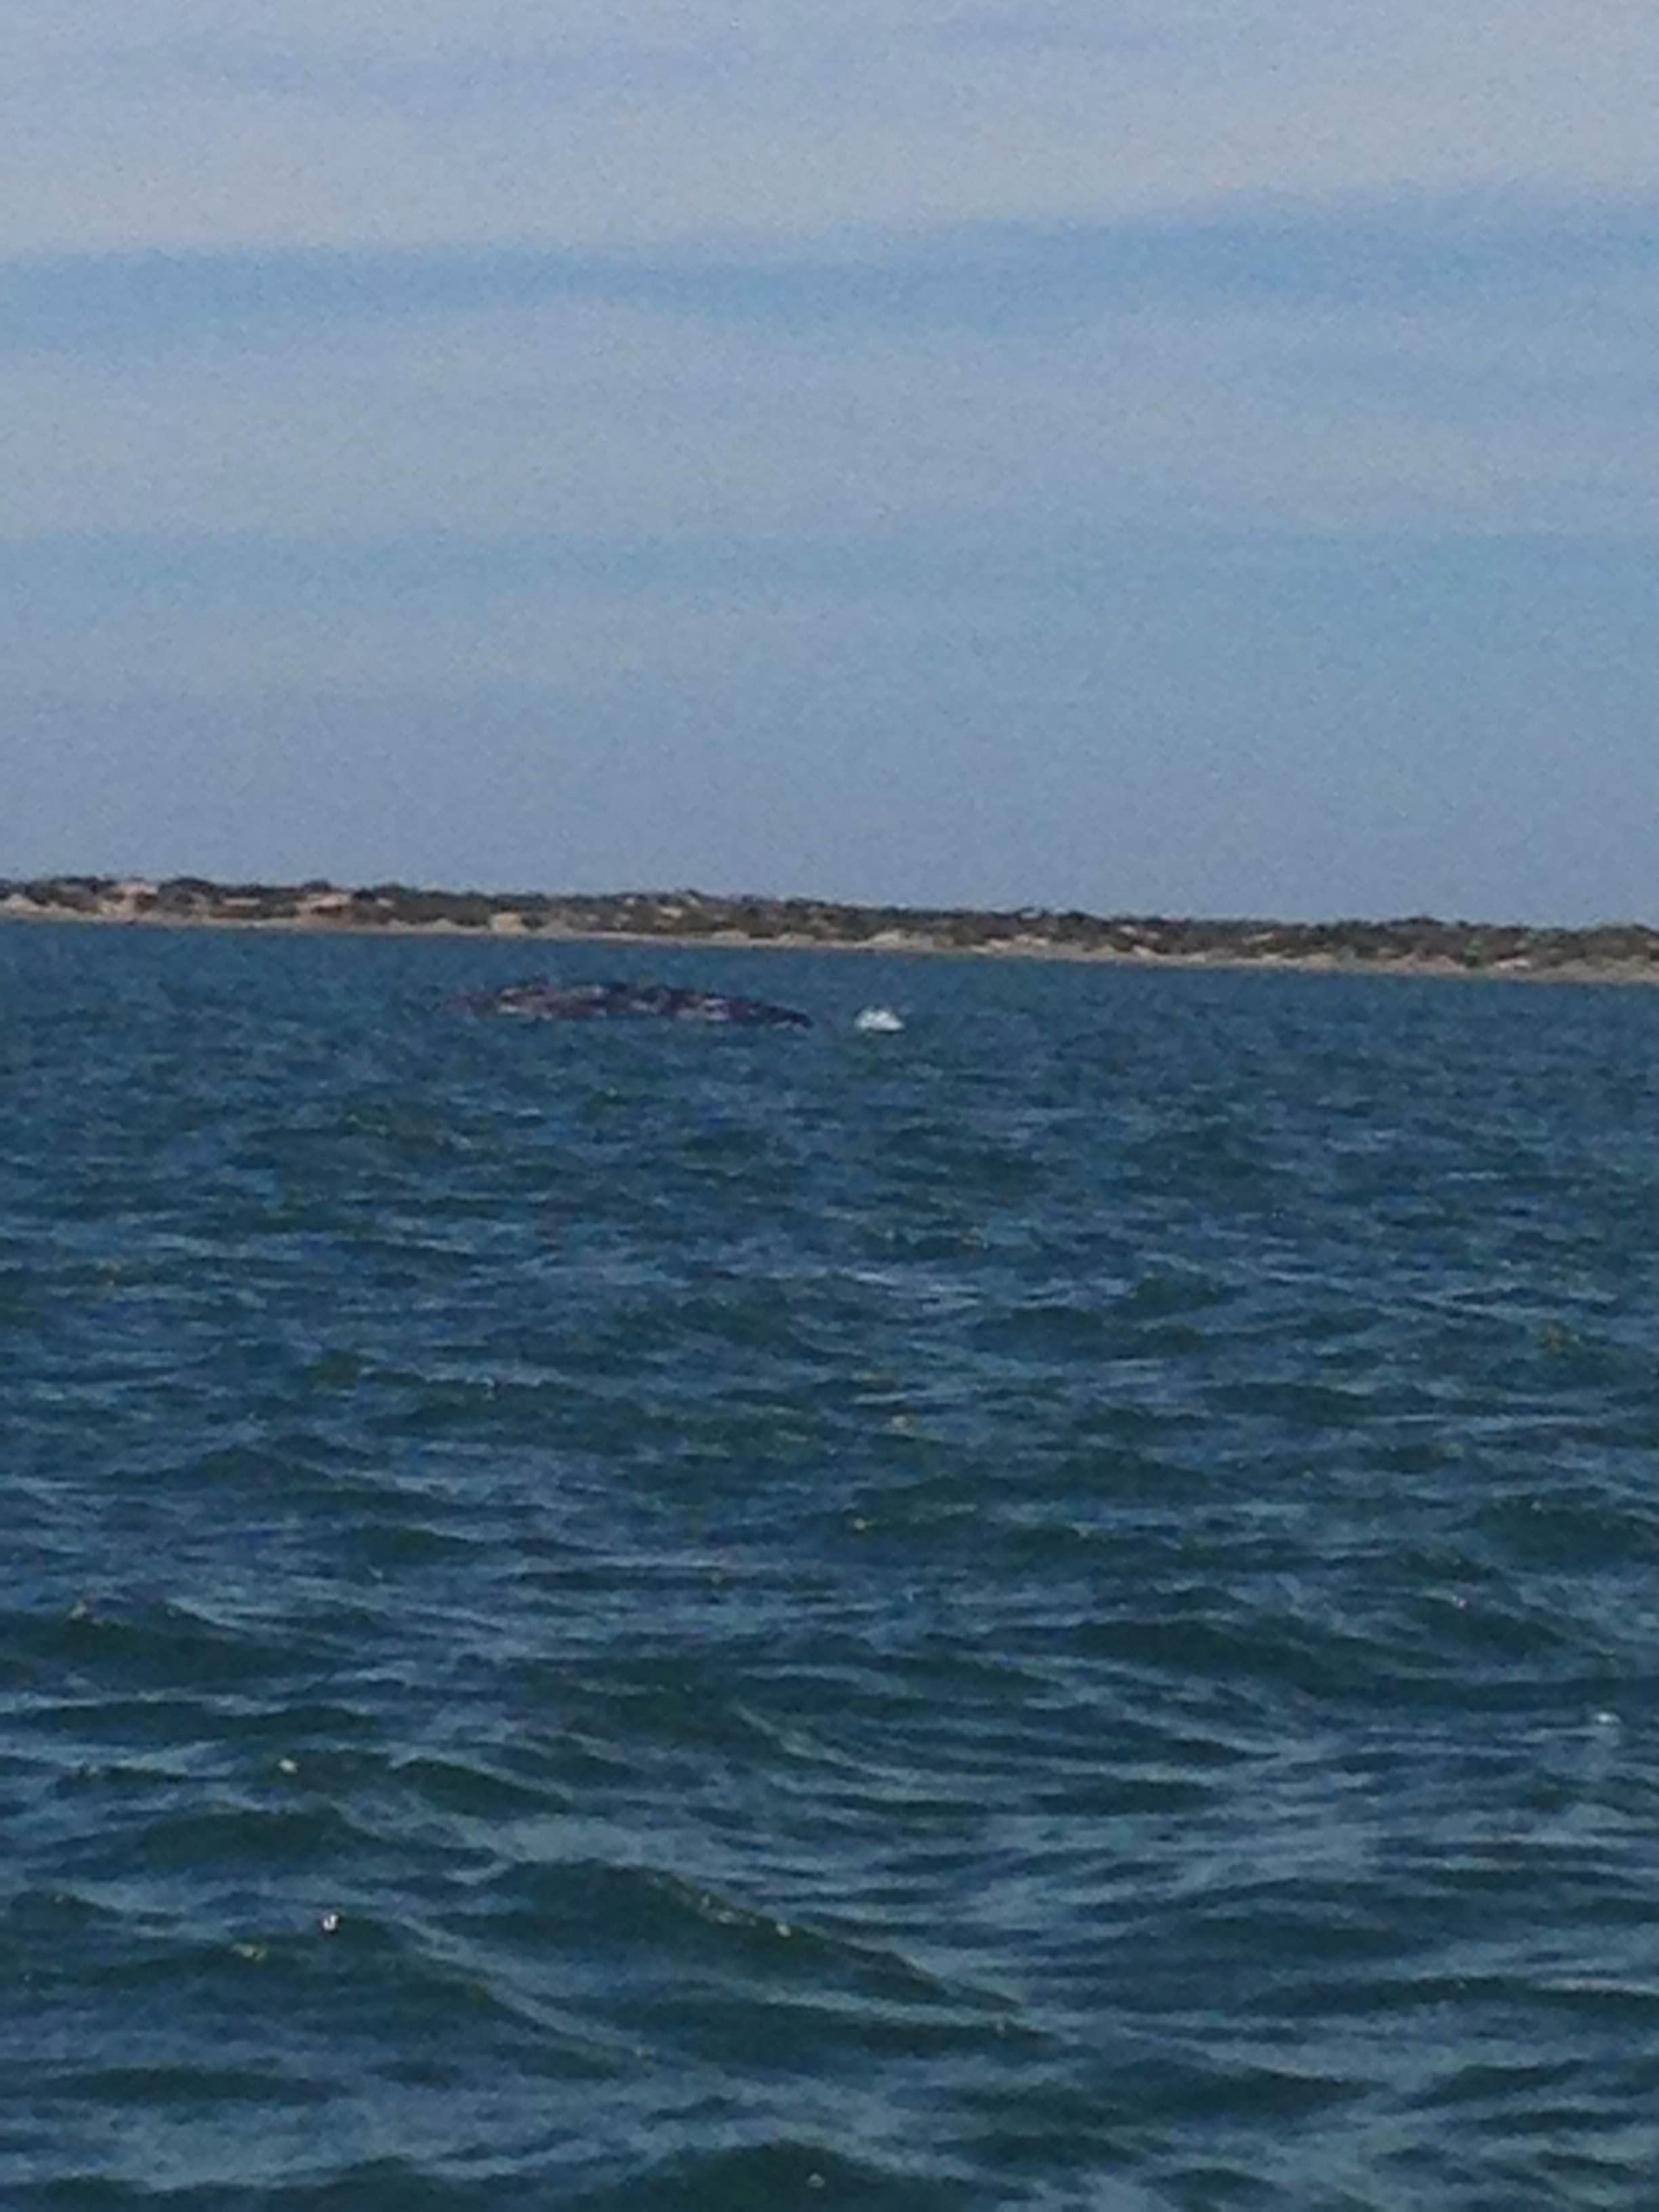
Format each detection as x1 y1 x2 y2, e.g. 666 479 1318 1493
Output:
5 922 1659 2209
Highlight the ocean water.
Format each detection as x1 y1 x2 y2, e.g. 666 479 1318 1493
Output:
5 921 1659 2211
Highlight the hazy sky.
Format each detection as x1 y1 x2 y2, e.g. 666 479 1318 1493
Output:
5 1 1656 919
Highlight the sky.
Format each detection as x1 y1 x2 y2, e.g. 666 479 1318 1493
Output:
3 1 1656 921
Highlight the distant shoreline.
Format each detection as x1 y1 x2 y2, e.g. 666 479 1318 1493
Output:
5 874 1659 986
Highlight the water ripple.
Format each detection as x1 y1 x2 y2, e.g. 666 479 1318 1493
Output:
7 926 1659 2205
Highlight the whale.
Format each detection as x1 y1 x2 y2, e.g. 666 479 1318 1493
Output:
455 977 813 1028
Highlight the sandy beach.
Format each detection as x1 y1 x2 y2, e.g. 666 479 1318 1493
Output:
5 874 1658 986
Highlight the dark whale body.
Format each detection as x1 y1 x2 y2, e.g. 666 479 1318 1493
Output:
457 977 813 1028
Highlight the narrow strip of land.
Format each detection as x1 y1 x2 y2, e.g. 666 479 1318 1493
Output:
5 874 1656 983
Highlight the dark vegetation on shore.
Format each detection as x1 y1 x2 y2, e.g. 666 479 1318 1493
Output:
5 874 1659 977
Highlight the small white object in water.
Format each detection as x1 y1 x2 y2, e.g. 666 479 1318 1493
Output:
854 1006 905 1033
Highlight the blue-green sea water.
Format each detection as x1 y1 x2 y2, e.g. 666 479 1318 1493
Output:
6 921 1659 2210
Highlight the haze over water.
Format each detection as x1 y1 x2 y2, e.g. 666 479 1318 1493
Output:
6 921 1659 2209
